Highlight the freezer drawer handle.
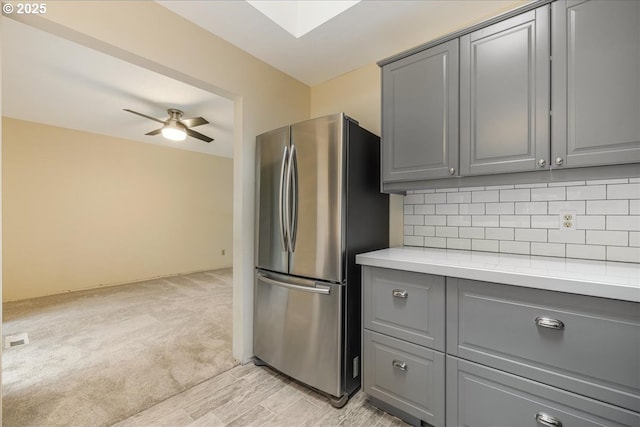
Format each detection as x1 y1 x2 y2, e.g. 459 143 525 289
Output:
534 317 565 330
392 289 408 298
535 412 562 427
392 360 407 371
257 273 331 295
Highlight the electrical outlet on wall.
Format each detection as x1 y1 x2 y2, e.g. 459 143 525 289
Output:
221 249 226 255
559 211 576 231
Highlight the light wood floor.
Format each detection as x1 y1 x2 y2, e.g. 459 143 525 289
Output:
113 362 410 427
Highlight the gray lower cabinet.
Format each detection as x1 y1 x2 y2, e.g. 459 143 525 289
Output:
362 266 446 426
363 330 445 426
381 39 458 184
447 356 640 427
460 6 550 175
551 0 640 169
446 277 640 412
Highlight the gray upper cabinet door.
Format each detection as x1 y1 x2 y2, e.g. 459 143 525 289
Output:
460 7 550 176
382 39 459 183
551 0 640 169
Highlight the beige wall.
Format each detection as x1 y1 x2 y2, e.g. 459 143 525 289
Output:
2 118 234 301
310 64 404 246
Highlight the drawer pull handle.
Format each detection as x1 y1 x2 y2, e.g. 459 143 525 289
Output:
392 289 408 298
392 360 407 371
535 412 562 427
535 317 565 330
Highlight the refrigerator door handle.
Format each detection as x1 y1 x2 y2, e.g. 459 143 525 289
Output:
257 272 331 295
285 144 296 252
279 146 289 252
290 144 298 251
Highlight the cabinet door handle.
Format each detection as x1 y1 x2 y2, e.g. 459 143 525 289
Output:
535 317 565 330
392 289 408 298
536 412 562 427
392 360 407 371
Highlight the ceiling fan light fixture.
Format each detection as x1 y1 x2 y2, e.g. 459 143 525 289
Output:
161 122 187 141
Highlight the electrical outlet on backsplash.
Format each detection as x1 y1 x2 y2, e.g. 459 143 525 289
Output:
403 177 640 263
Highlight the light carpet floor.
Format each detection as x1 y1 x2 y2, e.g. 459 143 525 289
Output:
2 268 238 427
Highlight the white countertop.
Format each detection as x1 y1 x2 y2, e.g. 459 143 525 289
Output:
356 247 640 302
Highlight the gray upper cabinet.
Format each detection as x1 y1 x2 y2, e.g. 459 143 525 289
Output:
551 0 640 169
382 39 459 183
460 7 550 176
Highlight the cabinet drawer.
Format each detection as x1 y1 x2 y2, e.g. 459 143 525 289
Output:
363 330 444 426
447 356 640 427
447 278 640 411
363 266 445 350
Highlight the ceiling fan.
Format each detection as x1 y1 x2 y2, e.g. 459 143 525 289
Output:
123 108 214 143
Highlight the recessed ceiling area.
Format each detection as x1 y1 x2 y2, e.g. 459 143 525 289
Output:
2 18 234 158
159 0 528 86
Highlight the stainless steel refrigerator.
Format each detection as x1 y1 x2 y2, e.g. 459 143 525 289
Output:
254 113 389 407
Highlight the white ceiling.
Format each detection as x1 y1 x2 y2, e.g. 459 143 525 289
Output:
159 0 527 86
2 1 527 157
2 18 235 158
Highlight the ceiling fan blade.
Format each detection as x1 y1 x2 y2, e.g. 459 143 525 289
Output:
145 128 162 136
123 109 165 124
186 128 213 143
180 117 209 128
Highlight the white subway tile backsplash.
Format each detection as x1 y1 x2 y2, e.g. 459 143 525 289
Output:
548 201 586 215
586 230 628 246
515 229 547 242
472 190 499 203
425 193 447 204
515 202 547 215
424 215 447 226
575 215 605 230
531 242 565 257
500 215 531 228
548 230 586 244
459 203 485 215
436 204 458 215
587 200 628 215
566 185 606 200
531 215 560 229
436 226 458 238
531 187 565 201
447 192 472 203
405 194 424 204
500 240 530 255
404 177 639 261
486 227 514 240
566 244 606 261
606 216 640 231
415 204 435 215
486 202 515 215
414 226 435 236
448 215 472 227
405 215 424 225
607 246 640 263
500 189 530 202
608 183 640 200
472 239 499 252
425 237 447 248
587 178 628 185
404 236 424 246
447 238 471 250
460 227 485 239
472 215 500 227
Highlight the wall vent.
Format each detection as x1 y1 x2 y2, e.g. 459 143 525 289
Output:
4 332 30 348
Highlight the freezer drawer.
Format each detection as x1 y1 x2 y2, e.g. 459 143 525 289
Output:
253 271 343 398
